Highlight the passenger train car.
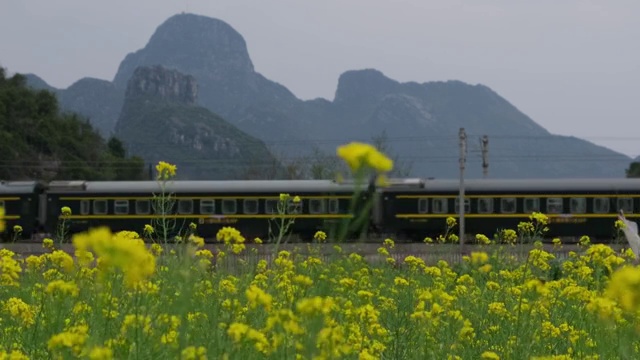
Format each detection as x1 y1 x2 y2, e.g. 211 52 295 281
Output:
42 179 374 242
0 181 46 238
1 178 639 243
382 178 640 241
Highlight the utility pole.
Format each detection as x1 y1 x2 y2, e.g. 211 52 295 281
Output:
459 128 467 247
480 135 489 178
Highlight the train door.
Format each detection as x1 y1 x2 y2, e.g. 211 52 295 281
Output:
38 193 47 232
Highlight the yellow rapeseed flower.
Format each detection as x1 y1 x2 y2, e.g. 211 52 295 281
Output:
481 351 500 360
189 234 205 248
246 285 273 311
48 324 89 357
46 279 80 297
143 224 154 235
313 231 327 242
2 297 35 326
72 227 156 287
336 141 393 173
475 234 491 245
43 238 55 251
181 346 207 360
0 350 29 359
605 266 640 313
88 346 114 360
0 249 22 286
156 161 177 180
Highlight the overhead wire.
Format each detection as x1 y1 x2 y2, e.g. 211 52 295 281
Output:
2 132 636 172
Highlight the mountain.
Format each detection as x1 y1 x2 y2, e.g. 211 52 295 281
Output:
22 13 634 179
25 74 122 137
313 70 630 178
112 14 308 144
114 65 282 180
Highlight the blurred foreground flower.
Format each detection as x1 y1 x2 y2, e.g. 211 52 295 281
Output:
336 142 393 173
72 227 156 287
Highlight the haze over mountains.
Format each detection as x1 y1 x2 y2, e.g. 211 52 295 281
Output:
114 65 281 180
24 13 632 179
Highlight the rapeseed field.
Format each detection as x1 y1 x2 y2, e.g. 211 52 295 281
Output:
0 144 639 359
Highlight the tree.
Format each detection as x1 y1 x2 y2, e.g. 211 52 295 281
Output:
107 137 127 158
0 66 146 181
626 162 640 178
371 130 413 177
305 146 344 180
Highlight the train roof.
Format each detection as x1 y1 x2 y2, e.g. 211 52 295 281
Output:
0 181 45 194
18 178 640 195
387 178 640 193
46 180 362 194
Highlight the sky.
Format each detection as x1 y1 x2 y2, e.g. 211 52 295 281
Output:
1 0 639 158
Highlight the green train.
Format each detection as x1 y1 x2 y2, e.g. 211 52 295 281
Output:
1 178 639 243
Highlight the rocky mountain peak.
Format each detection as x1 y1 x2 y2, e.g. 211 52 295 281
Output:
113 13 254 89
125 65 197 105
334 69 400 103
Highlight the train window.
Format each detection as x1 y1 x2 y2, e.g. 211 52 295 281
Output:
200 199 215 214
546 198 563 214
618 198 633 213
0 200 4 208
178 199 193 214
93 199 108 215
136 200 150 215
570 198 586 214
418 198 428 214
593 197 610 214
454 198 471 213
329 199 339 214
524 198 540 213
222 199 237 214
500 198 516 214
80 200 90 215
288 199 302 214
309 199 325 214
265 199 279 214
243 199 259 215
114 200 129 215
432 198 448 214
478 198 494 214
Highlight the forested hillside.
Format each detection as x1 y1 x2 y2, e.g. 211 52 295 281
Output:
0 68 145 181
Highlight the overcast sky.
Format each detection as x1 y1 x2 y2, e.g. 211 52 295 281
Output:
1 0 639 158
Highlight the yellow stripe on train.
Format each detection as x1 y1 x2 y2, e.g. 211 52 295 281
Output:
59 214 354 220
395 213 635 219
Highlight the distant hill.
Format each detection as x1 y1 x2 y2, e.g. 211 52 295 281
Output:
23 13 634 179
0 68 145 181
25 74 122 137
114 65 282 180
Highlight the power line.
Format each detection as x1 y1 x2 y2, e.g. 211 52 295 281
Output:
115 134 640 147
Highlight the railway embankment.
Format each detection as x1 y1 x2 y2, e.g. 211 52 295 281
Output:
0 242 623 264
